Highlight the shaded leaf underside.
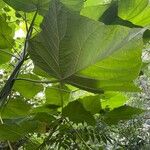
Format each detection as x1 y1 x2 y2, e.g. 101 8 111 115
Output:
28 0 145 92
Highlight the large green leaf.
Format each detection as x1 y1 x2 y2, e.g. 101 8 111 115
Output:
0 49 11 65
0 121 39 141
79 95 101 114
118 0 150 27
99 1 141 28
32 112 55 124
104 105 144 125
45 85 70 106
65 75 104 93
78 92 127 114
3 0 51 14
60 0 84 12
4 0 84 14
0 15 14 49
101 92 127 110
28 0 144 93
1 99 31 119
0 1 5 9
75 27 143 92
0 15 14 65
81 0 111 20
81 4 109 21
33 65 52 78
63 101 95 125
14 74 43 99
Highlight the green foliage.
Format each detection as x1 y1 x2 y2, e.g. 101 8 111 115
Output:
81 0 111 20
0 50 11 65
79 95 101 114
63 101 96 125
0 0 149 148
104 105 145 125
60 0 84 12
45 85 70 106
0 14 14 65
0 121 39 141
101 92 127 110
33 65 52 78
32 112 55 124
4 0 84 15
3 0 51 14
1 99 31 119
0 15 14 49
28 0 144 93
118 0 150 26
0 1 5 9
13 74 43 99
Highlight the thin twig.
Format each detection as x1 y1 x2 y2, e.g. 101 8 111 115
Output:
59 82 64 111
22 10 38 58
24 13 29 32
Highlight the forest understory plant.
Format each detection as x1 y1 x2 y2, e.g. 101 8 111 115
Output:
0 0 150 149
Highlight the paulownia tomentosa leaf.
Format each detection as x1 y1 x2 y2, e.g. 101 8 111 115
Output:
77 92 126 114
0 15 14 65
0 49 11 65
45 85 70 106
13 74 43 99
28 0 145 93
118 0 150 27
60 0 84 12
32 112 55 124
79 95 101 114
0 110 56 141
0 121 39 141
3 0 84 15
100 92 127 110
81 0 112 20
3 0 51 14
104 105 145 125
0 99 31 119
0 15 14 49
33 65 52 78
81 0 140 28
62 100 96 125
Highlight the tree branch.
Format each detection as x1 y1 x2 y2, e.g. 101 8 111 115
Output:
0 10 38 107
